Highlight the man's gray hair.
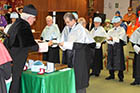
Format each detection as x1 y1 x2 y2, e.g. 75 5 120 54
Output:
21 13 35 20
63 12 76 21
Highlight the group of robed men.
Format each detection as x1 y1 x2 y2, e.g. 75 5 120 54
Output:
1 4 140 93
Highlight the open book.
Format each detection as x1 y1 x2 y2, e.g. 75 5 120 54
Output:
94 36 106 43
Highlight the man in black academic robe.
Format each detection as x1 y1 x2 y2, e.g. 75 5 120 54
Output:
40 16 60 63
130 27 140 85
106 41 126 81
106 17 127 82
4 4 39 93
89 17 107 77
59 12 96 93
72 43 96 91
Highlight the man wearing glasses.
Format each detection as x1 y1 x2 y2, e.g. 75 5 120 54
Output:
123 7 136 24
4 4 43 93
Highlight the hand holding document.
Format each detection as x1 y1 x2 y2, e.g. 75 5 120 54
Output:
48 40 53 46
51 40 58 47
94 36 106 43
37 40 48 52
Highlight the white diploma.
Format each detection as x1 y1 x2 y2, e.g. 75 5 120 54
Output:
38 42 48 52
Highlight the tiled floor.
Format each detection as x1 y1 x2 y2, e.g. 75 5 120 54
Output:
87 42 140 93
87 60 140 93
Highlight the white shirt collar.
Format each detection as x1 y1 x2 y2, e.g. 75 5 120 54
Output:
71 22 77 29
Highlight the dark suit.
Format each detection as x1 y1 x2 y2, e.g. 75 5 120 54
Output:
86 23 94 31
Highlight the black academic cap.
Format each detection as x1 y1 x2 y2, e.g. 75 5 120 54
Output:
23 4 37 16
18 7 23 11
7 5 12 9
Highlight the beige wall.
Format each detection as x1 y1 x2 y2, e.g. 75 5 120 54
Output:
104 0 130 20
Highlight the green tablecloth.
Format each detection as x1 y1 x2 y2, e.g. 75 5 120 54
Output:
21 68 76 93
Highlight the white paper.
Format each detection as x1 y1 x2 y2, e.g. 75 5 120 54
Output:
31 65 44 72
134 45 140 54
46 62 55 73
63 42 73 50
113 37 120 43
28 59 34 69
96 43 101 49
59 68 71 71
38 42 48 52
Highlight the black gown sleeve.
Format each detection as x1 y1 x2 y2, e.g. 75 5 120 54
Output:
17 25 37 48
120 39 127 46
28 44 39 52
88 42 96 49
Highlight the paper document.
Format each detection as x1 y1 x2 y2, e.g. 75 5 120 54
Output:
59 68 71 72
46 62 55 73
38 42 48 52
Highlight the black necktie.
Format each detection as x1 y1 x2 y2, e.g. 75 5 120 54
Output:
69 28 72 33
94 28 97 31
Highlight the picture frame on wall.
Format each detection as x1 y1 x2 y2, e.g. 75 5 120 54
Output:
115 3 119 8
88 0 94 16
88 0 93 8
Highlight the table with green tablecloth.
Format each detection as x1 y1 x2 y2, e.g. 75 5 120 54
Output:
21 68 76 93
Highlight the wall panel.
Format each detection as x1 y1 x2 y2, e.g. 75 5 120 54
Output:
23 0 104 32
104 0 130 19
48 0 88 17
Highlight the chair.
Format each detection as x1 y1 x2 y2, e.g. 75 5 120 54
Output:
126 51 135 72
